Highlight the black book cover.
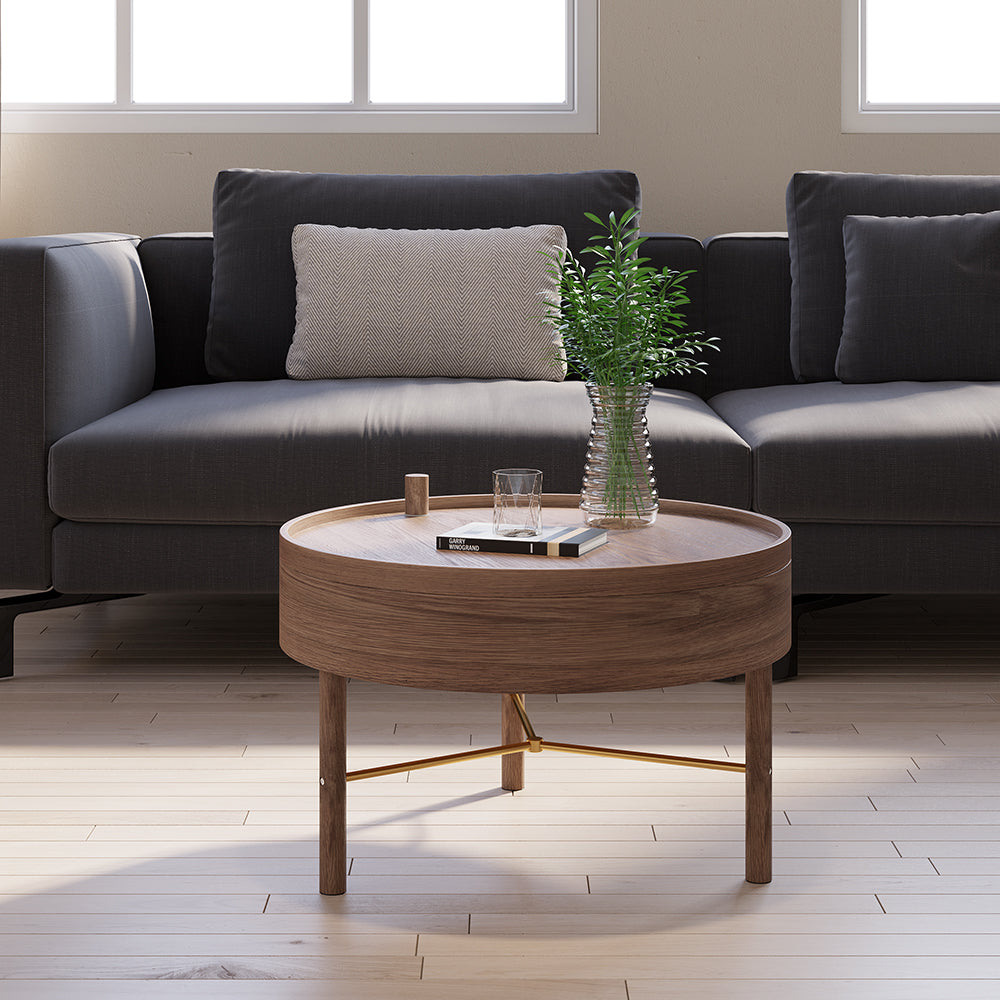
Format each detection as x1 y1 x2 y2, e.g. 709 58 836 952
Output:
436 522 607 557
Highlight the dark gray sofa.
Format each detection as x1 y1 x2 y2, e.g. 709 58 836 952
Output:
3 168 999 678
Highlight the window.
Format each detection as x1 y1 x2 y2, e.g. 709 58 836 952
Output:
1 0 597 133
844 0 1000 132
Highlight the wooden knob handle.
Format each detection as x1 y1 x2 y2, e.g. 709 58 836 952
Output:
404 474 429 516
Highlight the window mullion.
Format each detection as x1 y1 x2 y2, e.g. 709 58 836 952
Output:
354 0 369 107
564 0 575 110
117 0 132 107
857 0 868 110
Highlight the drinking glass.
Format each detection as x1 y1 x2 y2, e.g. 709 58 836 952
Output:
492 469 543 537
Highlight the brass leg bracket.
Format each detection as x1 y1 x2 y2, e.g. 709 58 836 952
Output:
346 693 745 782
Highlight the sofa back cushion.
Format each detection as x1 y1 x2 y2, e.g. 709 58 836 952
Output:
701 233 795 396
138 234 216 389
785 171 1000 382
837 211 1000 383
205 169 640 381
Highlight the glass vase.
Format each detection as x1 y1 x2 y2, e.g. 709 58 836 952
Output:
581 383 658 530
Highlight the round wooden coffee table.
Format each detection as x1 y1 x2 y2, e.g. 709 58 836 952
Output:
279 494 791 894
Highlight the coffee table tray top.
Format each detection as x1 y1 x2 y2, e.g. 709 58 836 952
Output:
279 494 791 693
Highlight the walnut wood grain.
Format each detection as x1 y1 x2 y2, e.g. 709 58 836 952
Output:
279 496 791 692
403 474 430 516
318 671 347 895
280 494 790 893
282 494 788 595
744 663 773 884
500 694 525 791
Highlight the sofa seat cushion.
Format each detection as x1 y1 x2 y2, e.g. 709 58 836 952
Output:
710 381 1000 524
48 380 751 525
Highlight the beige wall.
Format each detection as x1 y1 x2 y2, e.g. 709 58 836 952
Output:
3 1 1000 240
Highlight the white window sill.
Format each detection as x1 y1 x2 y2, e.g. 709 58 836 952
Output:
1 105 598 135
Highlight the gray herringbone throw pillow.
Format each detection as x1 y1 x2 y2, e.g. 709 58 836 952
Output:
287 223 567 380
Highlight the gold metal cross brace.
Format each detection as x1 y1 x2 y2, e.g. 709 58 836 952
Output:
345 693 746 782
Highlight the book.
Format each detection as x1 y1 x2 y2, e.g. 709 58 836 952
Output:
436 522 608 557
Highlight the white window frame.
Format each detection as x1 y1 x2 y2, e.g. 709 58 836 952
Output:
843 0 1000 133
2 0 598 134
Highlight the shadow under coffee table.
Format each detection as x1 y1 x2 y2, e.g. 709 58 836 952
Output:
279 493 791 895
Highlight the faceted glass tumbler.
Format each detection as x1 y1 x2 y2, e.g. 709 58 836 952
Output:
493 468 543 537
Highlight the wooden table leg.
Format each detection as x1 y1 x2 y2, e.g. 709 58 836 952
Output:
501 693 525 791
319 671 347 894
744 663 772 884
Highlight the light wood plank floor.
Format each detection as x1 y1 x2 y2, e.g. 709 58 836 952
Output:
1 591 999 998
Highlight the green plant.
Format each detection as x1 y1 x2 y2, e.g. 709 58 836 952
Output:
544 208 718 386
543 210 719 526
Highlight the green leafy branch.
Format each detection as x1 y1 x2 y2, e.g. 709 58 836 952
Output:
544 208 719 386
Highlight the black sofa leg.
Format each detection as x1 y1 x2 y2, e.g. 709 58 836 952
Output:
0 591 138 680
769 593 887 682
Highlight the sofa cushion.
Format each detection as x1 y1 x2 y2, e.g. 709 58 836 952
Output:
48 380 751 525
287 223 567 380
710 381 1000 524
836 212 1000 383
701 233 794 396
785 171 1000 382
138 233 215 390
206 169 641 381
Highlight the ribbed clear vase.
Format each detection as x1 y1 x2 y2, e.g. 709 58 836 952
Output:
581 383 658 530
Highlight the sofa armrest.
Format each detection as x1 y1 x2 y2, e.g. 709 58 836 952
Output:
0 233 156 588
